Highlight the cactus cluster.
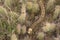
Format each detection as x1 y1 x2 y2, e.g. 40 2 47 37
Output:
0 0 60 40
26 2 39 13
42 22 56 32
37 32 45 40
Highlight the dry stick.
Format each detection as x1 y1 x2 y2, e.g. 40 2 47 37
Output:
30 0 45 30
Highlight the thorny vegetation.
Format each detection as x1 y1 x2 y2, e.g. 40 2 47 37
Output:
0 0 60 40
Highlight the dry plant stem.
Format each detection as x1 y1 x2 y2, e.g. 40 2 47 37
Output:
30 0 45 29
56 26 59 36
